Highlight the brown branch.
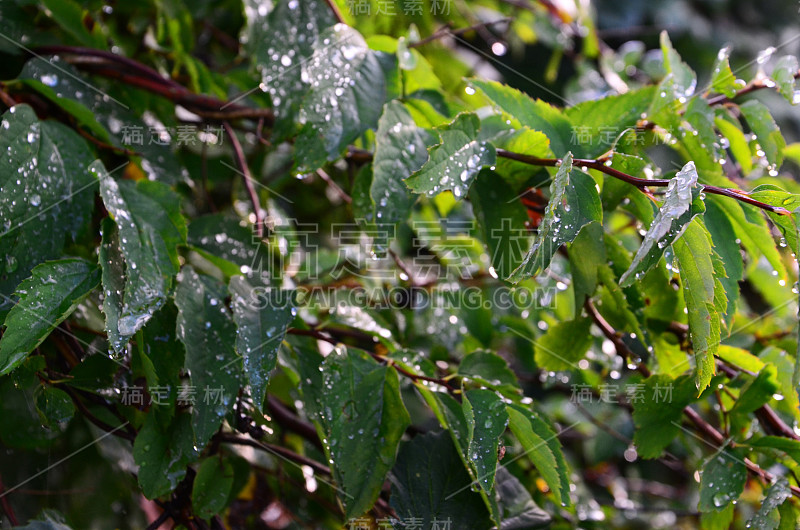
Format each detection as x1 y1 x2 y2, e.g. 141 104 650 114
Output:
409 18 512 49
756 406 800 440
315 168 352 204
496 149 792 215
223 122 264 238
591 297 800 497
32 47 274 123
707 70 800 106
55 383 136 442
0 83 18 109
145 507 172 530
322 0 345 23
584 299 651 377
266 396 324 451
0 473 18 526
216 433 330 476
75 127 139 156
286 328 455 390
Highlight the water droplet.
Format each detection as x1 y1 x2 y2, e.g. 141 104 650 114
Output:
5 256 18 273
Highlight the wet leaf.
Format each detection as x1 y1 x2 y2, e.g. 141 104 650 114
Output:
508 152 602 283
97 161 186 351
0 105 96 302
175 267 241 447
0 259 99 374
620 161 702 286
405 112 496 200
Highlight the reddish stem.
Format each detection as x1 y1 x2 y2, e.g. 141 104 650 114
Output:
496 149 792 215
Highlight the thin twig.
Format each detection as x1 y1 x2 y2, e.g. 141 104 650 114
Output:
707 70 800 106
223 122 264 238
216 433 330 476
32 47 274 122
286 328 455 390
410 18 512 49
584 299 651 377
0 473 18 526
322 0 345 23
266 396 324 451
145 508 172 530
496 149 793 215
315 168 352 204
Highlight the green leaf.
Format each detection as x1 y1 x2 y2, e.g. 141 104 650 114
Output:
469 169 530 281
495 467 552 528
470 79 575 156
10 79 112 143
133 412 197 499
175 267 241 447
708 196 787 281
703 200 742 324
458 350 519 391
40 0 105 48
715 117 753 174
296 24 388 167
739 100 786 169
0 358 61 449
759 347 800 420
684 98 725 172
405 112 495 199
746 479 792 530
717 345 765 374
620 161 702 286
748 184 800 256
701 504 735 530
534 316 593 372
34 386 75 429
508 152 602 282
192 457 235 520
229 276 295 411
772 55 799 105
569 222 606 308
596 265 648 344
97 161 186 351
14 510 75 530
750 436 800 466
506 405 563 506
315 347 410 519
710 47 743 98
564 86 656 156
731 365 780 416
0 259 99 374
389 430 493 529
247 0 335 132
370 100 437 244
660 31 697 98
632 374 698 458
698 449 747 511
0 104 96 300
673 219 722 392
18 58 185 185
505 404 571 506
463 389 508 496
492 128 552 188
0 1 38 55
187 214 266 277
136 302 185 407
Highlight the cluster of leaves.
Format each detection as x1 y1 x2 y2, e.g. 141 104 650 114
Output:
3 0 800 528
